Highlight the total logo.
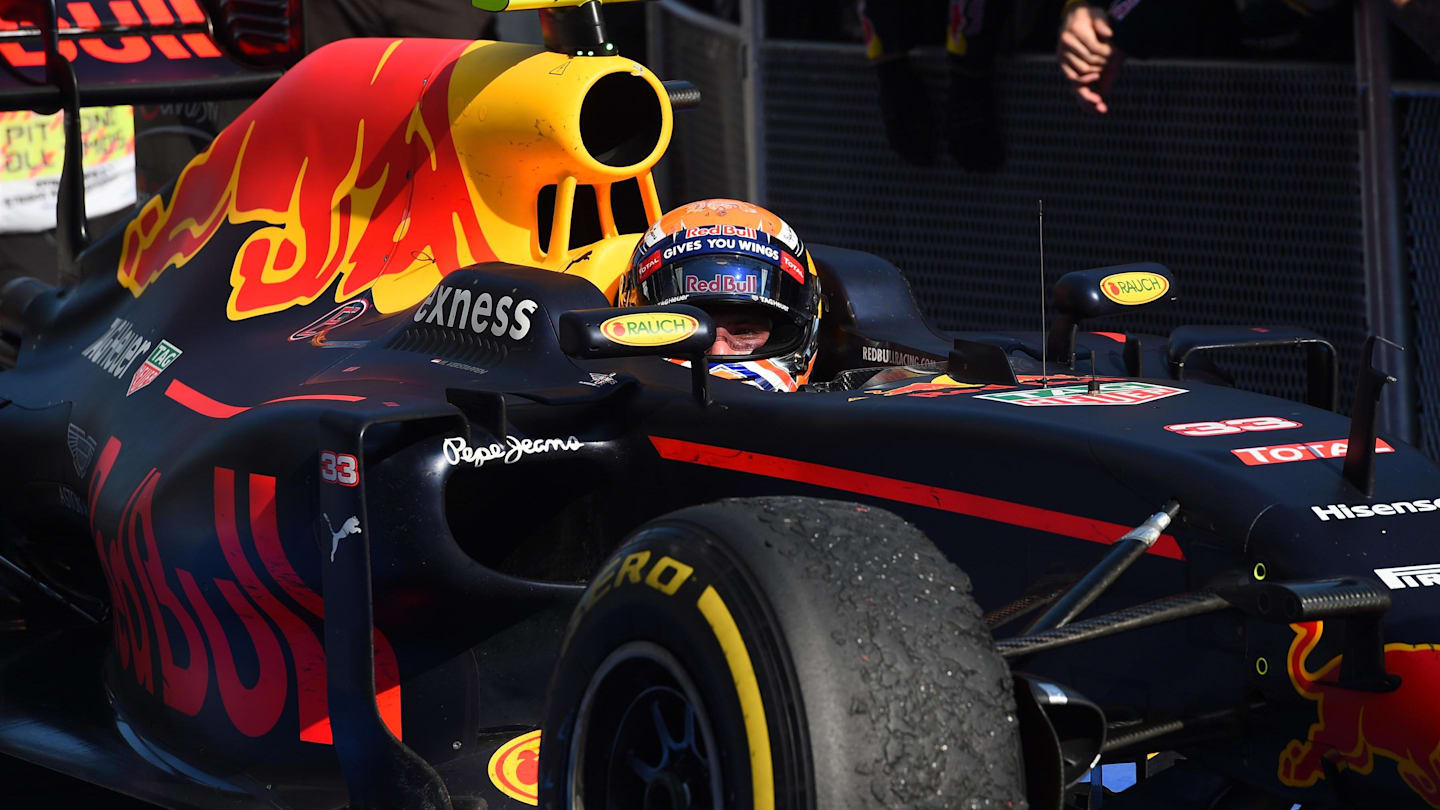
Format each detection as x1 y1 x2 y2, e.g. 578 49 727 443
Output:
1233 438 1392 466
1100 271 1169 305
413 287 537 340
600 312 699 347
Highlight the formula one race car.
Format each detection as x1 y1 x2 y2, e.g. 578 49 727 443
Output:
0 2 1437 809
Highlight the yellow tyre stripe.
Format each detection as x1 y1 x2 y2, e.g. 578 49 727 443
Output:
696 585 774 810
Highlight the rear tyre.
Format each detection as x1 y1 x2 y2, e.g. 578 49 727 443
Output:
538 496 1027 810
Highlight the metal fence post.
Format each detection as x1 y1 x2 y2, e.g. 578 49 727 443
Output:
739 0 766 203
1356 0 1415 442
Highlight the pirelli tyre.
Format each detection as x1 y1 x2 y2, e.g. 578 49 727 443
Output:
537 496 1027 810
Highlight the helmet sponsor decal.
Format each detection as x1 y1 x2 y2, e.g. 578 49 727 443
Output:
488 730 540 805
413 288 538 341
600 312 699 347
1164 417 1302 436
686 225 757 239
637 250 664 281
659 235 786 266
684 273 760 294
1311 500 1439 521
778 251 806 283
1100 271 1170 305
289 299 369 342
1233 438 1392 466
774 217 802 254
127 340 182 396
642 220 668 248
976 381 1186 406
1374 564 1440 589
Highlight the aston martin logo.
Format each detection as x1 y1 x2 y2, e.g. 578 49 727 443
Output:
67 423 96 477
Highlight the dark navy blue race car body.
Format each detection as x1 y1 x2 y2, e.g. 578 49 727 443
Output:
0 4 1437 810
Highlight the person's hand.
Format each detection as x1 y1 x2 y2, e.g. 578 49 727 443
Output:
1057 4 1125 114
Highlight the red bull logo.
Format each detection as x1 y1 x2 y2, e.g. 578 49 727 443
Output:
116 38 497 320
1278 621 1440 807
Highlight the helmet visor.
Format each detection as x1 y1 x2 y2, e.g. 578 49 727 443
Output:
640 255 811 359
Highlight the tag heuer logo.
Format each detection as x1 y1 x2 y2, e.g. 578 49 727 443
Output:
975 381 1187 407
127 340 181 396
66 423 96 477
1374 564 1440 589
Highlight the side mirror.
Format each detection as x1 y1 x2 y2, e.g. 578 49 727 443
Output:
1047 263 1175 368
558 306 716 405
558 305 714 359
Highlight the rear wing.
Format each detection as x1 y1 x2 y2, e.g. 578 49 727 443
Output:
0 0 300 279
0 0 297 111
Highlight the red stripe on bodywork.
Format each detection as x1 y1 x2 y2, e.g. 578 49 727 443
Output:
166 379 249 418
264 394 366 404
166 380 366 419
648 436 1184 560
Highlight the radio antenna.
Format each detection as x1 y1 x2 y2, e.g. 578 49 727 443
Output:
1038 199 1048 388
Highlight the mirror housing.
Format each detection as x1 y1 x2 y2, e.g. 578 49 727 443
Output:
559 306 716 406
558 305 714 359
1047 262 1175 368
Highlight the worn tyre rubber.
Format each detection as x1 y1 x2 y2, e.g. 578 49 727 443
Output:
538 496 1027 810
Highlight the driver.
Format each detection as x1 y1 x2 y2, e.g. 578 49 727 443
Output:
620 199 822 392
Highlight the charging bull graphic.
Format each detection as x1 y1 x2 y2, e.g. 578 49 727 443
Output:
1278 621 1440 807
116 37 497 321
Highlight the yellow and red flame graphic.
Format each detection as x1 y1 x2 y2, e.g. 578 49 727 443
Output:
115 37 673 320
117 38 496 320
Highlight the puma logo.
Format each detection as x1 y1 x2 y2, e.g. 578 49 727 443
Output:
324 513 362 562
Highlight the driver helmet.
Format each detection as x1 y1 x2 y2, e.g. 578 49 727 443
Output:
620 199 822 392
